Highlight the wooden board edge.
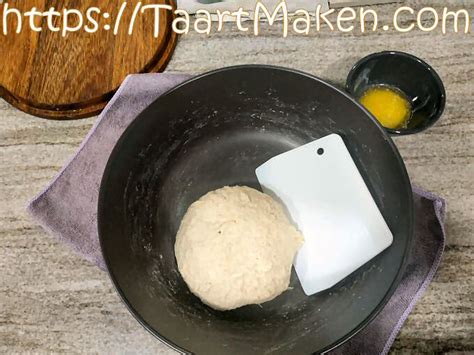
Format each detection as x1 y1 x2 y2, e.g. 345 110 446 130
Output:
0 1 179 120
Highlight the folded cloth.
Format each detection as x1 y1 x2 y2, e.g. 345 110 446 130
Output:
27 73 446 354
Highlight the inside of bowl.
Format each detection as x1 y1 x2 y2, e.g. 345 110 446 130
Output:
347 54 445 132
99 67 413 354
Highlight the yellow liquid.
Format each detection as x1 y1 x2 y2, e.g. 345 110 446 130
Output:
359 87 411 129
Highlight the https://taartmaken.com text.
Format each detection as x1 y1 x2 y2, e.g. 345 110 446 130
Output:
1 2 471 37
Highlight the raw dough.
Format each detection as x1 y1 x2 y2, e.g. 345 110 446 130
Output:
175 186 304 311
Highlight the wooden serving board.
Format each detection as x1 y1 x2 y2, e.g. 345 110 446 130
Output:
0 0 178 119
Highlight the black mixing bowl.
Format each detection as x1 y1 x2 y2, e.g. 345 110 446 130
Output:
98 65 414 354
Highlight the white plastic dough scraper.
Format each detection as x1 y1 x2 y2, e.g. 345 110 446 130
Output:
255 134 393 295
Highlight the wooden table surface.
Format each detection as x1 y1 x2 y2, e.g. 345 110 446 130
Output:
1 0 473 353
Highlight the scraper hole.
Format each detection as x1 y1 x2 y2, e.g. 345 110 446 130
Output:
317 148 324 155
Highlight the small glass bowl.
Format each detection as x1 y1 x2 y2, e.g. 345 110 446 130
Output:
346 51 446 135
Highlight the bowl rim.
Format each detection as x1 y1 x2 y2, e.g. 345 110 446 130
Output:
345 50 446 135
98 64 415 354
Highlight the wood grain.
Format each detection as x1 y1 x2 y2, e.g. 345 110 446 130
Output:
0 0 473 353
0 0 177 119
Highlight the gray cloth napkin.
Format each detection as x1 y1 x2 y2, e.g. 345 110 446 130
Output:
27 73 446 355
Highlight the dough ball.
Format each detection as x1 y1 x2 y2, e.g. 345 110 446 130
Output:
175 186 304 311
